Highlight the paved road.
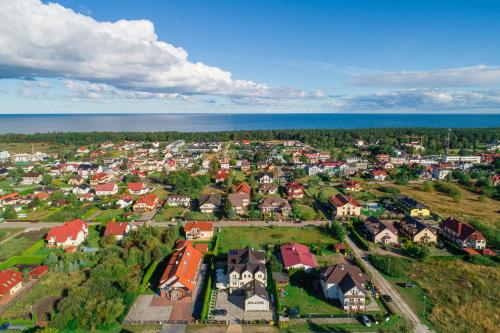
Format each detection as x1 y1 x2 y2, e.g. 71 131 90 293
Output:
344 234 433 333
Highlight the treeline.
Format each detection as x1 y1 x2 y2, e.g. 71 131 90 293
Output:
0 128 498 152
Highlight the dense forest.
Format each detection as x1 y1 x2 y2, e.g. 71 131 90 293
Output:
0 128 498 153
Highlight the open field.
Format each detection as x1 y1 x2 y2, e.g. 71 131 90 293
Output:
0 142 73 154
1 272 85 321
379 256 500 333
0 229 47 259
388 184 499 227
218 225 332 253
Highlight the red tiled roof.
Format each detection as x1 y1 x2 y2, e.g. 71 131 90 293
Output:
441 217 485 242
329 193 360 208
235 182 251 194
104 222 129 237
29 265 49 277
46 219 88 244
127 182 146 192
184 221 214 233
94 182 117 192
0 269 22 295
135 193 159 207
159 240 202 292
280 243 318 269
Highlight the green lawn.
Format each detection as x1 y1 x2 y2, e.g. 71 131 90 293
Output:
41 204 95 222
0 229 48 259
281 284 344 316
0 229 22 242
292 203 321 221
308 186 339 202
154 206 185 221
218 225 332 253
93 208 124 223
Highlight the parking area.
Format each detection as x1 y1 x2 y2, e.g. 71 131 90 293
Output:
213 291 273 323
126 295 173 323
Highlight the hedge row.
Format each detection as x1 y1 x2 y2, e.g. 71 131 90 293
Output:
21 240 45 256
349 225 369 251
200 260 215 320
139 261 159 292
0 255 45 270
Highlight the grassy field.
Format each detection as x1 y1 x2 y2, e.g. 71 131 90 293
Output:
1 272 85 321
0 229 47 259
154 206 185 221
390 184 499 227
218 225 332 253
307 186 339 202
0 142 72 154
378 256 499 333
93 208 124 223
0 229 22 242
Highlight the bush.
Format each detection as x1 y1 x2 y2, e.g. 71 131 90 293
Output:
368 254 408 278
404 243 430 260
348 224 369 250
468 255 495 266
140 261 159 292
378 186 400 194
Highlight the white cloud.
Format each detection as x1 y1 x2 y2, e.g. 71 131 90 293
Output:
0 0 310 100
337 89 500 111
353 65 500 88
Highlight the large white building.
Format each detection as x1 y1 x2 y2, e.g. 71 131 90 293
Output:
320 263 367 311
442 155 481 164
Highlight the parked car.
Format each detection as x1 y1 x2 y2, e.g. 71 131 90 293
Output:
360 315 371 327
382 294 393 302
213 309 227 316
403 282 415 288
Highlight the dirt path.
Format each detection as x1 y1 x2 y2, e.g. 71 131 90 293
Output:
345 234 433 333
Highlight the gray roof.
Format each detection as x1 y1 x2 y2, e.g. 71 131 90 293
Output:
244 280 270 301
228 248 266 275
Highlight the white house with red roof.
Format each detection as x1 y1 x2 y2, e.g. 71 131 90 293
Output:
280 243 318 272
133 193 160 212
330 193 361 217
94 182 118 196
127 182 149 195
372 169 388 181
0 269 23 304
440 217 487 249
46 219 89 249
184 221 214 240
286 182 304 199
116 195 134 208
104 222 133 242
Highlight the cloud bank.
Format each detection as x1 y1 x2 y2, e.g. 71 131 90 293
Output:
0 0 308 100
354 65 500 88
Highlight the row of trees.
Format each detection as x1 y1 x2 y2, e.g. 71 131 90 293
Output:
0 128 497 152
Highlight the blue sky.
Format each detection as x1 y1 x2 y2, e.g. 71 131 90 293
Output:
1 0 500 113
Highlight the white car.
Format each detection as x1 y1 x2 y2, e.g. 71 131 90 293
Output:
361 315 371 327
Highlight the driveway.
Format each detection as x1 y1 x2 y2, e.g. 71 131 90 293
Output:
214 291 273 323
125 295 172 324
345 235 433 333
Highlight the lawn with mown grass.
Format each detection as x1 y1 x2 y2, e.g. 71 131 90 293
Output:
218 225 332 253
154 206 185 221
0 229 48 259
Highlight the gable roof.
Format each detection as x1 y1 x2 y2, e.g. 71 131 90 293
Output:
441 217 485 242
0 269 22 295
46 219 88 243
135 193 159 207
235 182 251 194
365 217 398 236
127 182 146 192
280 243 318 269
159 240 202 292
184 221 214 233
104 222 129 237
329 193 360 208
320 263 366 294
94 182 117 192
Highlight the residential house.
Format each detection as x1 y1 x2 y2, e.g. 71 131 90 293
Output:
398 216 437 244
158 240 202 300
20 172 43 185
227 248 267 293
104 222 133 241
235 182 251 194
28 266 49 280
394 195 430 217
68 175 84 186
77 163 102 178
344 180 361 192
228 192 251 215
286 182 304 199
90 172 112 186
94 182 118 196
215 170 229 183
133 193 160 212
280 243 318 271
320 263 367 311
166 195 191 207
0 270 23 304
258 197 292 217
79 193 94 202
364 217 398 244
372 169 388 181
257 183 278 195
440 217 487 249
307 165 323 176
116 195 133 208
240 160 251 172
72 184 90 195
46 219 89 249
330 193 361 217
184 221 214 240
127 182 149 195
244 280 270 312
257 172 274 184
198 194 222 214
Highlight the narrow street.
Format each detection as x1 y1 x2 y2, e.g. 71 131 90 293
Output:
344 235 433 333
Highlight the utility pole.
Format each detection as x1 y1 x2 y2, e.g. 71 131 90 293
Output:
446 128 452 156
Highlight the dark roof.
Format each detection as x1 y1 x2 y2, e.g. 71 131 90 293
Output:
440 217 485 242
399 216 435 236
198 193 221 206
395 195 428 210
320 263 366 287
244 280 270 301
228 248 266 275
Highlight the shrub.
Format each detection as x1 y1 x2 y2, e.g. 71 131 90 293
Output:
468 255 495 266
